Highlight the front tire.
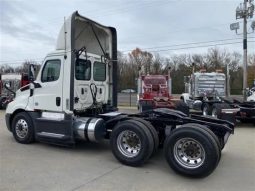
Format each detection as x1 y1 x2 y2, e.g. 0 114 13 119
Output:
110 120 154 166
164 126 220 178
12 112 35 144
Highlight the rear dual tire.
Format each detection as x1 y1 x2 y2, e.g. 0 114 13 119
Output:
131 118 159 155
110 120 154 166
164 126 220 178
180 123 222 159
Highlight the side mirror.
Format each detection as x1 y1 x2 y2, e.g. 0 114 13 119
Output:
4 82 16 97
29 64 36 82
4 82 11 89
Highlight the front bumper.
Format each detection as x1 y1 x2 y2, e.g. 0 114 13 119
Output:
5 114 11 132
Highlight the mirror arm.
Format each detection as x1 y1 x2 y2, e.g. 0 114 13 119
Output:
4 84 16 97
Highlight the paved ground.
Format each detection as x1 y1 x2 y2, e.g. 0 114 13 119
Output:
0 109 255 191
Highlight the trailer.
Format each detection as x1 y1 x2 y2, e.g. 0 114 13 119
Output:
5 11 237 178
0 73 29 109
137 69 189 115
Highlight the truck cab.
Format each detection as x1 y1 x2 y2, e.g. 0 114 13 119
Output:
5 11 117 145
6 11 117 116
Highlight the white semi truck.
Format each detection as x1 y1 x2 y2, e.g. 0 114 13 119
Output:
181 70 227 116
5 11 237 178
181 67 255 124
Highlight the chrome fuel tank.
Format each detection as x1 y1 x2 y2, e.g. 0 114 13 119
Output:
74 117 105 142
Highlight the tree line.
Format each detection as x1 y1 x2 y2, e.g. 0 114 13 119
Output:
1 48 255 95
118 47 255 95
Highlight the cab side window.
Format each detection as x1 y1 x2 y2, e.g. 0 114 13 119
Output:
93 61 106 81
75 59 91 80
41 60 61 82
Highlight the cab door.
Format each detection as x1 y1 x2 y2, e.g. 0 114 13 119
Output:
33 57 64 112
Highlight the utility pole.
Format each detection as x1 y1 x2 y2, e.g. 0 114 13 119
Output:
231 0 254 101
227 64 231 97
243 0 248 101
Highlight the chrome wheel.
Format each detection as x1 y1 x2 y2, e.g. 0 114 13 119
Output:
117 130 141 158
15 119 28 139
174 138 205 169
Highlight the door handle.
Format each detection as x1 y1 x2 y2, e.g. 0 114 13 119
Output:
56 97 61 106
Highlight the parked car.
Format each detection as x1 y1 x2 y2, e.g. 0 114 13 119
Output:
121 89 136 93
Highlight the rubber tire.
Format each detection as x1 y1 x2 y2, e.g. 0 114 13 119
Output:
202 103 212 116
12 112 35 144
218 137 225 150
175 101 190 116
164 126 220 178
110 119 154 167
181 123 221 160
132 117 159 155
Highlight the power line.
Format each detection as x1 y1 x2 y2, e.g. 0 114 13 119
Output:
1 37 254 63
147 41 255 53
1 36 253 63
121 37 255 52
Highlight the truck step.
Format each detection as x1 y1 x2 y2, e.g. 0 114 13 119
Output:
37 132 70 140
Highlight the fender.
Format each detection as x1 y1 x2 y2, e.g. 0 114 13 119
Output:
247 92 255 102
180 93 190 104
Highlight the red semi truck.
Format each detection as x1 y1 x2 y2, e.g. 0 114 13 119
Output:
0 73 29 109
137 68 189 115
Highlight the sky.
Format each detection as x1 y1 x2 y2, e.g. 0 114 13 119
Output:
0 0 254 66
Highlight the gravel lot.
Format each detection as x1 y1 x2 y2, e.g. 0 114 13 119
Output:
0 109 255 191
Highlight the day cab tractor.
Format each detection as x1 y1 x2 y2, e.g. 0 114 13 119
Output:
181 66 255 124
0 73 29 109
137 69 189 115
5 11 237 178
